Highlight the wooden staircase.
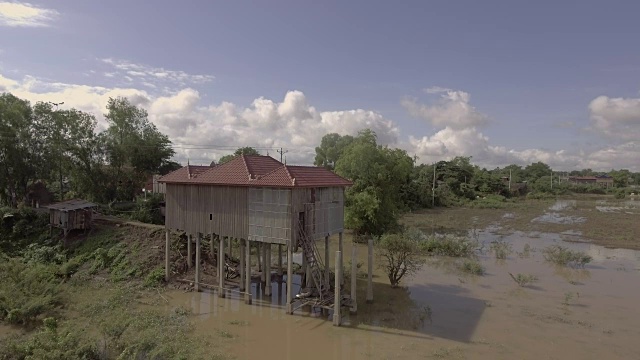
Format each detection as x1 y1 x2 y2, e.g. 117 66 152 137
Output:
297 220 329 300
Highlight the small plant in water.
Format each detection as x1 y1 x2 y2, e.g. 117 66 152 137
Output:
509 273 538 287
490 239 512 260
228 320 250 326
459 259 485 275
563 291 574 305
543 245 592 268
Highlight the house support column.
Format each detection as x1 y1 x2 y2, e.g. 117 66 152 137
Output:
187 234 192 269
277 244 283 277
210 234 215 264
350 244 358 314
265 244 271 296
286 241 293 314
164 229 170 282
257 242 262 272
324 235 330 290
239 239 245 292
333 250 342 326
195 233 201 292
245 240 252 304
367 239 373 303
339 232 344 286
218 235 225 298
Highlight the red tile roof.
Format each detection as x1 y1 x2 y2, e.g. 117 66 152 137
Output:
159 155 352 188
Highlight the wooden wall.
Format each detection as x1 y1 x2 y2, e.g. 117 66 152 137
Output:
291 187 345 247
165 184 248 238
49 209 93 231
247 188 291 245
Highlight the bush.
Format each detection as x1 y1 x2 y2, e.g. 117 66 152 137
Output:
377 231 427 287
130 194 165 225
0 324 99 359
542 245 592 268
490 239 512 260
419 235 476 257
509 273 538 287
613 189 626 199
0 207 50 255
144 268 165 288
459 259 485 275
0 258 62 325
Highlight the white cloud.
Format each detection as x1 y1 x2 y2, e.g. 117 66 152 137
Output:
100 58 215 87
4 72 640 172
1 73 399 165
0 1 58 27
588 95 640 140
402 89 489 130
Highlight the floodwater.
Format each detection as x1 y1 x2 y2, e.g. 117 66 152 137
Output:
531 200 586 224
596 198 640 214
158 222 640 360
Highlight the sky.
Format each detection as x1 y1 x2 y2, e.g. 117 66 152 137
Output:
1 0 640 171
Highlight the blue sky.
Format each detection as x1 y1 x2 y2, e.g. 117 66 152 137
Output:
1 0 640 170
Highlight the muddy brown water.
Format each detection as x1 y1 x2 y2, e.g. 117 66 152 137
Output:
156 220 640 360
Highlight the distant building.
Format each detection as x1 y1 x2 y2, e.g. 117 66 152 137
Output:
568 175 613 188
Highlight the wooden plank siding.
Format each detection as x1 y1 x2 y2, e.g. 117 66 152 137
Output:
291 187 345 248
247 188 292 245
166 184 345 246
165 184 248 239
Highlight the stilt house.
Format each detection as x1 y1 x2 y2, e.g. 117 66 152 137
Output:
159 155 353 315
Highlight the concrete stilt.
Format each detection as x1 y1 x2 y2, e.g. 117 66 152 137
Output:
277 244 283 277
195 233 201 292
257 242 262 271
324 235 330 289
265 244 271 296
350 244 358 314
333 250 342 326
286 241 293 314
261 243 266 286
239 239 246 291
209 233 216 264
218 235 225 298
339 232 344 286
366 239 373 303
164 230 170 281
187 234 192 269
245 240 251 304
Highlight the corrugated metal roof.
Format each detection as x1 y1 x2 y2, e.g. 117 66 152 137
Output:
159 155 353 188
45 199 97 211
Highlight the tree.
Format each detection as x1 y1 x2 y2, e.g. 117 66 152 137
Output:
218 147 260 164
0 93 40 207
314 133 354 169
610 169 631 188
524 162 552 182
103 97 174 175
377 229 426 287
335 129 413 238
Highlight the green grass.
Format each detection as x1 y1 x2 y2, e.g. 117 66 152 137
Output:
490 239 512 260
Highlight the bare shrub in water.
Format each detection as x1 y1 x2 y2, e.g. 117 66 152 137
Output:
542 245 592 268
419 235 476 257
490 239 512 260
509 273 538 287
377 230 427 288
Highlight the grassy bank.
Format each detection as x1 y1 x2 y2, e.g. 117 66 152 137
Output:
0 208 228 360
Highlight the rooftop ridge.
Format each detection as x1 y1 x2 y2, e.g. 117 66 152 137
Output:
283 165 295 186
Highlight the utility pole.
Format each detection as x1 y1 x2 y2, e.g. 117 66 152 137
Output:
550 170 553 190
48 101 65 201
509 169 512 191
277 148 288 163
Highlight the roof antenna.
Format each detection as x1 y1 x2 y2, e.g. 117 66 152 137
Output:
187 158 191 179
284 156 287 165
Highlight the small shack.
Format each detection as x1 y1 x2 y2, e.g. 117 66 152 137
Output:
45 199 97 236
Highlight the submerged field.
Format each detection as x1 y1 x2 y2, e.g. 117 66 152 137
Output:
2 194 639 359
